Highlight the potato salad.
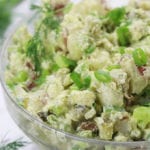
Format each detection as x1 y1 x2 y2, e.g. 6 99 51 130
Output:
5 0 150 142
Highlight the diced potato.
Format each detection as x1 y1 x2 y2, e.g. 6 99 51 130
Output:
95 117 114 140
84 107 96 120
120 56 148 94
97 82 124 107
110 69 127 84
69 90 96 107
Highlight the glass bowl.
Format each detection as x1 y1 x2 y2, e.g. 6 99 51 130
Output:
0 5 150 150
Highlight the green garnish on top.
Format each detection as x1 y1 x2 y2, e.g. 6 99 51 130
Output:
31 4 60 31
70 72 91 89
26 4 62 74
107 7 126 26
118 47 125 54
26 32 45 73
55 55 77 70
94 70 112 83
132 48 147 67
107 64 121 71
0 138 28 150
85 45 96 54
117 25 131 46
133 106 150 128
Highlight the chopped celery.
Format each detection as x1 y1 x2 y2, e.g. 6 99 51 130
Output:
118 47 125 54
132 48 147 67
6 71 28 88
6 80 15 89
70 72 91 89
82 76 91 89
51 63 60 72
51 106 68 116
117 26 131 46
15 71 28 82
85 45 95 54
133 107 150 128
107 64 121 71
55 55 76 70
107 7 125 26
70 72 83 89
94 70 112 83
35 69 49 86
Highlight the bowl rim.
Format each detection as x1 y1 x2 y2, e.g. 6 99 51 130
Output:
0 9 150 149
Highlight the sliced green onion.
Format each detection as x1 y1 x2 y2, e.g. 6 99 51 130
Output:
64 56 77 70
70 72 91 89
16 71 28 82
35 69 49 86
117 26 131 46
94 70 112 83
133 107 150 128
107 7 125 26
85 45 95 54
51 106 68 116
82 76 91 89
6 71 28 88
70 72 83 89
51 63 60 72
132 48 147 67
118 47 125 54
107 64 121 71
55 55 77 70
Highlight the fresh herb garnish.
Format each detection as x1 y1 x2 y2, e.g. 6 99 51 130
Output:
94 70 112 83
35 69 49 86
85 45 96 54
26 3 63 74
133 107 150 128
55 55 77 70
70 72 91 89
132 48 147 67
31 3 61 31
51 63 60 72
26 32 45 73
107 64 121 71
117 25 131 46
0 138 28 150
118 47 125 54
104 7 126 32
107 7 126 26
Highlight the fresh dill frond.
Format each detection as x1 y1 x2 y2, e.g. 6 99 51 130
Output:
31 3 61 31
0 138 28 150
26 3 62 73
26 31 45 74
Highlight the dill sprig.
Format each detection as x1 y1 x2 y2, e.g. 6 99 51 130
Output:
0 138 28 150
26 31 45 73
31 3 60 31
26 3 62 74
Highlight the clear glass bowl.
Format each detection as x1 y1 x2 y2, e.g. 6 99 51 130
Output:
0 11 150 150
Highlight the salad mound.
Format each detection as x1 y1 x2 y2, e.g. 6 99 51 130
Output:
5 0 150 141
